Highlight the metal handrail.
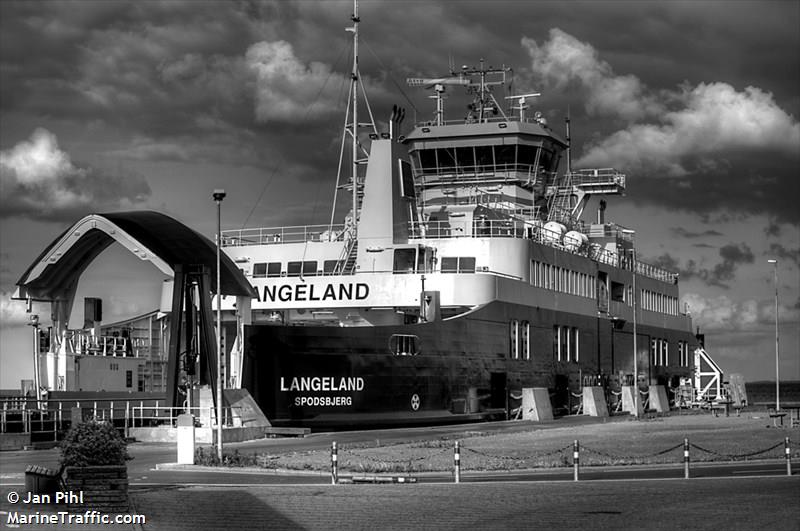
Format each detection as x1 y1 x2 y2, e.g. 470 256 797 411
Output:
222 224 346 247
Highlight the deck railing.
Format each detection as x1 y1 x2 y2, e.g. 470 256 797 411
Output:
222 224 346 247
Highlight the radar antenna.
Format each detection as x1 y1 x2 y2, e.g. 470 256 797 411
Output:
504 92 541 122
406 77 469 125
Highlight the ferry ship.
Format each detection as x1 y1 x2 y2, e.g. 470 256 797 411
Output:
218 3 702 426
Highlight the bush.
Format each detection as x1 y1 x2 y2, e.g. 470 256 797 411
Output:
60 421 130 468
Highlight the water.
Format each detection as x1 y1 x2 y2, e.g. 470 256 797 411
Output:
745 381 800 405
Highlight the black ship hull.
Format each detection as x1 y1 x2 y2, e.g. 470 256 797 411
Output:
241 301 696 428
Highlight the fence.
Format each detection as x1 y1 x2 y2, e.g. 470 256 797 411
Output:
320 437 794 484
0 400 241 443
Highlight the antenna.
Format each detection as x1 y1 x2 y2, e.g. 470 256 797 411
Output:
504 92 541 121
406 77 469 125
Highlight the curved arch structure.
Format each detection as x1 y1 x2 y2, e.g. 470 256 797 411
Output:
15 210 255 302
13 211 256 407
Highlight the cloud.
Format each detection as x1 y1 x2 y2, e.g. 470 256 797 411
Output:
651 243 754 289
682 292 799 331
246 40 351 123
522 29 664 122
0 292 34 327
575 82 800 177
520 28 800 223
0 128 150 221
670 227 723 239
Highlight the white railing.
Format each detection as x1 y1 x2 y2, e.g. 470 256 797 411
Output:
222 224 346 247
0 399 243 438
567 168 626 188
409 219 677 284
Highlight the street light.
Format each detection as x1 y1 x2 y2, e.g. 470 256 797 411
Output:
213 189 226 461
622 229 640 418
767 259 779 411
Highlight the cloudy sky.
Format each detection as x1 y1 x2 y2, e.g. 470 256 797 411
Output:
1 0 798 388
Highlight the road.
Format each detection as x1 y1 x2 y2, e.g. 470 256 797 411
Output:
2 421 799 530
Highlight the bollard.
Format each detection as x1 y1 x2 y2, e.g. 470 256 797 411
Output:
785 437 792 476
683 438 690 479
454 441 461 484
573 440 580 481
331 441 338 485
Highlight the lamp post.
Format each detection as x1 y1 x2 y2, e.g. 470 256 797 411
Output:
623 229 640 418
213 189 226 461
767 259 779 411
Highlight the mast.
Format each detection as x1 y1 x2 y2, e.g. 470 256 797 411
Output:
350 0 359 229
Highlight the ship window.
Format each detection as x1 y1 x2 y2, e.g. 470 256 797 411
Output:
458 257 476 273
540 148 556 172
610 281 625 302
323 260 338 275
510 319 519 359
390 334 419 356
287 261 302 277
393 248 417 274
553 325 562 361
572 327 580 362
475 146 494 173
302 261 317 276
267 262 282 278
418 149 438 174
495 145 516 171
517 145 539 174
456 146 475 172
253 263 267 278
522 321 530 360
436 148 456 172
441 257 458 273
